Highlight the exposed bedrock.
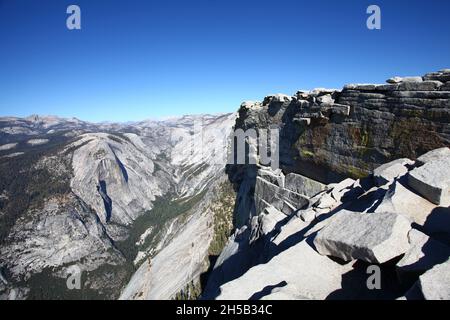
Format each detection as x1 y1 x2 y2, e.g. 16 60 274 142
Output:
205 69 450 300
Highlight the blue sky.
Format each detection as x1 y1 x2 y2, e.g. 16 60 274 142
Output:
0 0 449 122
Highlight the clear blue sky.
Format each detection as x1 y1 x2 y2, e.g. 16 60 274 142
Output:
0 0 449 122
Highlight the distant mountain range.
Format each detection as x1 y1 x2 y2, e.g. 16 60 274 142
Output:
0 112 236 299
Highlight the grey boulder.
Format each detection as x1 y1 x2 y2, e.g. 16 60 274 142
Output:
314 210 411 263
416 147 450 165
408 158 450 206
406 258 450 300
372 158 414 186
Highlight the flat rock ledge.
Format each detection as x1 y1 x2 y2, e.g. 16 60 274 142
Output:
408 158 450 206
314 210 412 263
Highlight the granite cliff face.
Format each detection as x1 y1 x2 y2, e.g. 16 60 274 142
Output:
204 69 450 300
232 70 450 184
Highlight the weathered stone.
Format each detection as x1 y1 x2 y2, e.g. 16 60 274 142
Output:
240 101 262 110
314 210 411 263
316 94 334 105
255 176 309 215
216 240 355 300
374 181 437 228
272 215 309 246
406 258 450 300
344 84 378 91
423 72 450 82
389 90 450 99
250 206 287 242
397 229 450 282
440 80 450 91
408 158 450 206
310 88 338 96
398 81 443 91
387 76 422 84
373 158 414 186
375 84 400 91
284 173 325 198
314 192 337 210
330 178 356 201
330 103 350 116
416 147 450 165
270 93 292 103
340 91 386 99
298 208 316 222
385 97 449 108
257 168 285 188
260 285 310 300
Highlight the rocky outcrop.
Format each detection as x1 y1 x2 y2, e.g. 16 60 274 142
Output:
205 69 450 301
313 211 411 263
205 146 450 300
231 69 450 184
373 158 414 186
407 156 450 206
216 239 356 300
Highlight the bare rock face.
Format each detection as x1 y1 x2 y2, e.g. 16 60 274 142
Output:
254 176 309 216
70 133 164 228
313 211 412 263
373 158 414 186
416 147 450 165
406 258 450 300
260 285 310 300
257 168 285 188
284 172 326 197
374 181 439 229
205 148 449 300
397 229 450 283
205 66 450 300
250 206 286 243
0 194 124 281
229 69 450 185
216 239 354 300
120 203 213 300
408 158 450 206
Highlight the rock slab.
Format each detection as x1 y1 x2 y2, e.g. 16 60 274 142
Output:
314 211 412 263
408 158 450 206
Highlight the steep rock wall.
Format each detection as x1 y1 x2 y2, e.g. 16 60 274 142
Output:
232 70 450 184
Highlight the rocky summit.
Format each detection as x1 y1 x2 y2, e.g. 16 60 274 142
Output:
203 69 450 301
1 69 450 300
